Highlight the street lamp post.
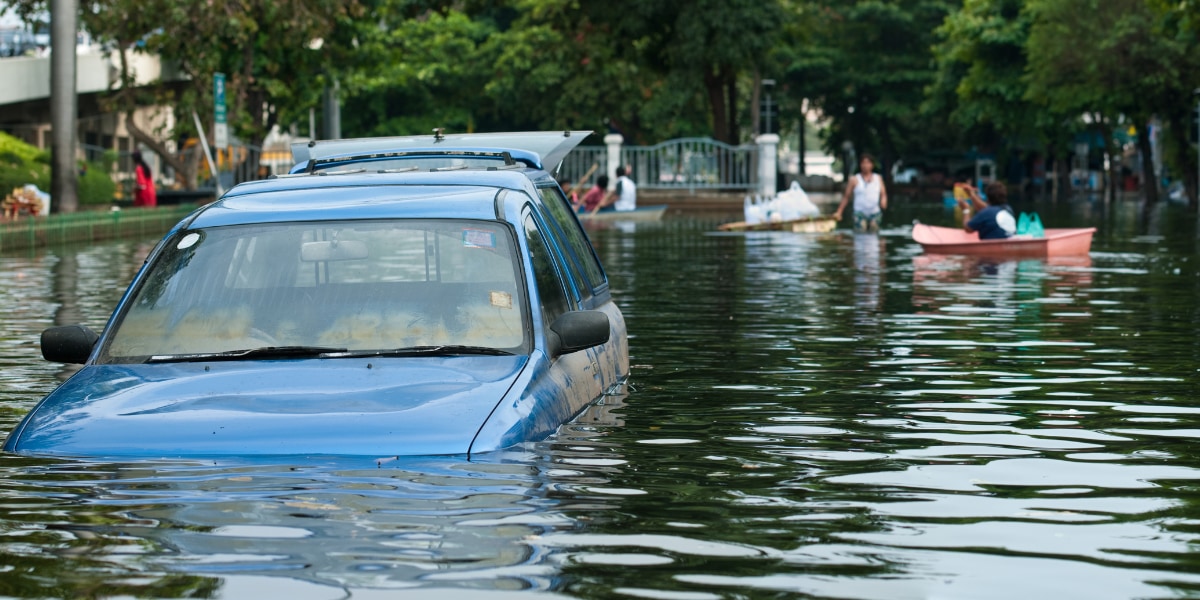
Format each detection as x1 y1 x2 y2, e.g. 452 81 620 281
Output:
761 79 776 135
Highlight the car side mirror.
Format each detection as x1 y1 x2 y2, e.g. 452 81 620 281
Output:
41 325 99 364
548 311 610 357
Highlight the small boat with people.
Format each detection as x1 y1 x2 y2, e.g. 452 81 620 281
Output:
912 223 1095 257
578 204 668 223
916 181 1095 257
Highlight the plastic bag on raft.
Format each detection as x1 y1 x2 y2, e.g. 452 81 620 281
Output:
775 181 820 221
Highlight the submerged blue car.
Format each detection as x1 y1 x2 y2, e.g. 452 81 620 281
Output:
4 131 629 458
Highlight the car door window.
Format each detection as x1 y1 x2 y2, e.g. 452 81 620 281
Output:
523 214 571 328
537 186 608 291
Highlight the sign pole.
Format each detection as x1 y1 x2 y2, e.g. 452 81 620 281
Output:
213 73 228 192
192 111 221 197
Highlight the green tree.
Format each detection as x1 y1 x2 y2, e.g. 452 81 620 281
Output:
339 4 497 137
338 0 781 144
784 0 955 176
1025 0 1190 203
1145 0 1200 206
634 0 787 144
4 0 361 188
926 0 1081 191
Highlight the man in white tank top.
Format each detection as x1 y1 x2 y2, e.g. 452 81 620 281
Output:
833 154 888 232
602 164 637 212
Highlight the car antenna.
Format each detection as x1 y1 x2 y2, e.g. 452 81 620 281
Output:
433 128 445 142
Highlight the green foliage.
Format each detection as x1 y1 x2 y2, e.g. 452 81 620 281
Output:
0 162 50 198
4 0 1199 198
339 0 787 144
1025 0 1186 120
784 0 956 166
78 162 118 205
341 6 496 137
0 133 50 197
927 0 1042 139
0 132 118 205
0 131 49 164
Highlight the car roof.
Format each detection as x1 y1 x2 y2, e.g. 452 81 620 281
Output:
188 169 556 229
292 130 592 172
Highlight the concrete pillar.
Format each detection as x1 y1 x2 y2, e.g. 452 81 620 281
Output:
50 0 79 213
756 133 780 197
604 133 623 189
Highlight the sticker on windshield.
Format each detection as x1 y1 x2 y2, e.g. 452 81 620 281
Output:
462 229 496 249
489 291 513 309
177 232 201 249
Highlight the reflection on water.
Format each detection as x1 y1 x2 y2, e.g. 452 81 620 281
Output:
3 202 1200 598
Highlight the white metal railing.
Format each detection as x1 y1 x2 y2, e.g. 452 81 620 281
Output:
560 137 758 192
625 137 756 191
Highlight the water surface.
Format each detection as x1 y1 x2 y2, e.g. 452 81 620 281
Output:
2 197 1200 598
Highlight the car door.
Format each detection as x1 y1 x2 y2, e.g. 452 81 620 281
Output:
535 185 628 391
521 210 604 426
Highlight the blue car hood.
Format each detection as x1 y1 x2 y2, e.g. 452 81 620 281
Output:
5 356 527 458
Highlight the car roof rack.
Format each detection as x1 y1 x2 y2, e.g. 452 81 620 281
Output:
292 130 592 173
309 149 520 174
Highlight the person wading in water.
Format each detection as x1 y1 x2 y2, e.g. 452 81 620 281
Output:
833 154 887 232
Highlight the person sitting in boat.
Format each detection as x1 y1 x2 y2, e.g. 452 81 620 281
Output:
597 165 637 212
833 154 887 232
579 175 609 213
557 177 579 206
958 181 1016 239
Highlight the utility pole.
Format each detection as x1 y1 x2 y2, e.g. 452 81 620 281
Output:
323 78 341 140
50 0 79 213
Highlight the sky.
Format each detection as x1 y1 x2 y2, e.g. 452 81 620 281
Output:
1 6 22 27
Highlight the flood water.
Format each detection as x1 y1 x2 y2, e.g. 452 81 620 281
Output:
2 196 1200 599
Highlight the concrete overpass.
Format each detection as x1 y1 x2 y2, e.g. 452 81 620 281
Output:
0 49 174 158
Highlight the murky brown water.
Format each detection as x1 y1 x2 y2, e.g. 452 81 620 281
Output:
2 196 1200 598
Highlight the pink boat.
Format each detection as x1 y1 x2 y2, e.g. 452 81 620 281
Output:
912 223 1095 257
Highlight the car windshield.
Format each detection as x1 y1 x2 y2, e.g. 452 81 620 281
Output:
103 219 527 362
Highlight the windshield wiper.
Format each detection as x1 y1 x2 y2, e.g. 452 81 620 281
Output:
146 346 348 363
337 345 515 358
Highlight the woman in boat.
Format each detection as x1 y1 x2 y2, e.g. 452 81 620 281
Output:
833 154 887 232
579 174 609 213
959 181 1015 239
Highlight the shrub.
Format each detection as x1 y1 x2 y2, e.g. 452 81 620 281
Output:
0 161 50 199
78 162 117 205
0 132 47 164
0 132 117 207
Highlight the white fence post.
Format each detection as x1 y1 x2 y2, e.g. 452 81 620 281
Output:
756 133 780 197
605 133 623 190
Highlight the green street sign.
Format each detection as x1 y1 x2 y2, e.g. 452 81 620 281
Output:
214 72 228 149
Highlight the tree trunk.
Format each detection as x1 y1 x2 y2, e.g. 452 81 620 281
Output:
704 67 730 144
1164 111 1198 209
1098 118 1118 203
124 113 196 189
750 70 761 137
114 46 196 189
1135 119 1158 204
725 69 739 144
